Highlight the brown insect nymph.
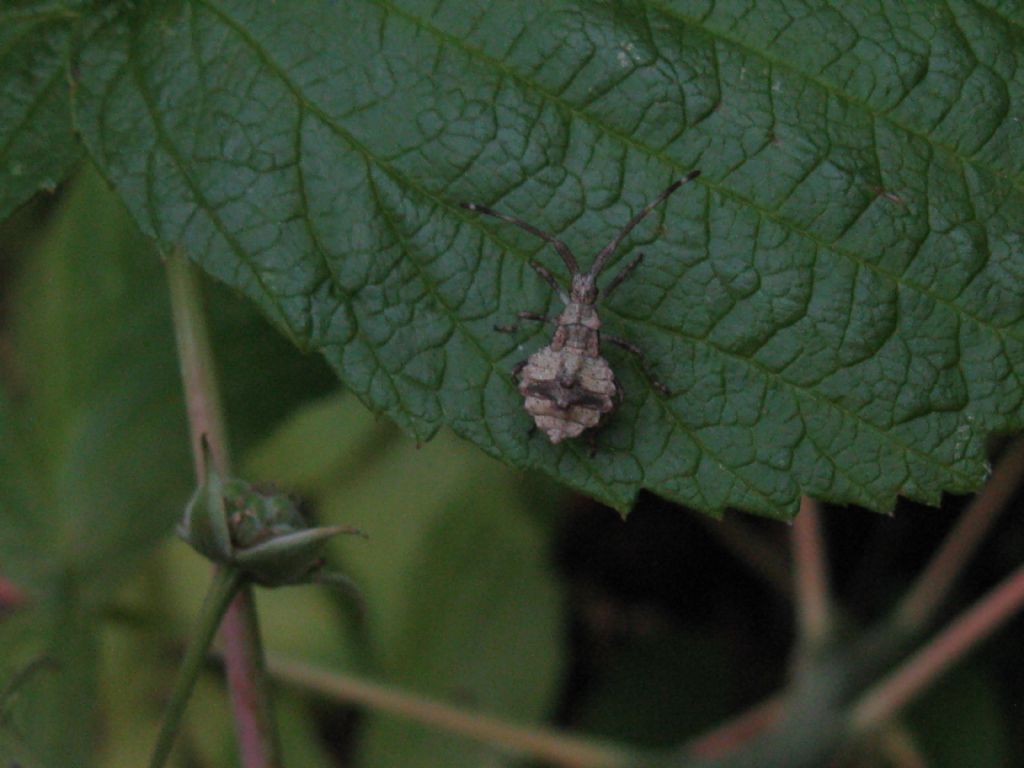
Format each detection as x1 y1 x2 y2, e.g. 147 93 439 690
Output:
461 170 701 444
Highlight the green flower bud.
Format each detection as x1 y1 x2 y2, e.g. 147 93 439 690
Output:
177 460 362 587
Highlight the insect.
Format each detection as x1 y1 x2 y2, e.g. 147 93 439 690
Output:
461 170 701 445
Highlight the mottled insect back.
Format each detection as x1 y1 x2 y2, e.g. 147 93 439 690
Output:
518 347 618 443
461 171 700 445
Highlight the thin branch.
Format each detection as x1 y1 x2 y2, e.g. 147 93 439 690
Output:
684 693 786 759
696 512 791 597
0 575 28 615
851 561 1024 731
875 725 929 768
266 656 634 768
166 246 230 479
894 436 1024 631
221 586 279 766
792 497 832 647
165 249 281 767
149 568 243 768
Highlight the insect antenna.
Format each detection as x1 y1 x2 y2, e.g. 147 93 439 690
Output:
602 252 644 301
587 170 701 278
460 202 581 275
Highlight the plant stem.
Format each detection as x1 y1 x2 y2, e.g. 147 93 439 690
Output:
875 725 928 768
221 583 280 765
696 512 791 597
894 436 1024 631
0 575 28 614
165 249 281 767
850 560 1024 731
165 247 230 479
792 496 831 647
684 693 786 759
266 655 633 768
149 567 243 768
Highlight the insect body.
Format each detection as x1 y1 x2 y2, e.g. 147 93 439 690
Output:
515 285 617 443
461 170 700 444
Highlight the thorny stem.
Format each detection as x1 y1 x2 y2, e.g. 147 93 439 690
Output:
266 656 633 768
149 568 244 768
894 436 1024 631
850 560 1024 731
792 497 832 648
165 249 281 768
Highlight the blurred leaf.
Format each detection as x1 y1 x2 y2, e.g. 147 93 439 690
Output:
97 576 176 768
0 164 337 764
0 393 46 585
574 627 739 748
2 165 337 584
4 165 190 590
905 664 1010 768
213 282 339 454
69 0 1024 516
356 494 562 768
247 394 564 768
275 696 336 768
0 1 82 220
0 589 98 768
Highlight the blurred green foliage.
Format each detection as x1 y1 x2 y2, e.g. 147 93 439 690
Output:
0 168 566 767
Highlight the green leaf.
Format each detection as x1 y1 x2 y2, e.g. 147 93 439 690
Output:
73 0 1024 516
0 164 191 768
0 1 82 221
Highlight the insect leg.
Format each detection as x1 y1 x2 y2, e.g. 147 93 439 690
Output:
604 334 671 396
517 311 551 324
460 202 581 275
527 260 569 302
494 311 550 334
602 252 644 301
511 359 528 382
588 170 701 278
